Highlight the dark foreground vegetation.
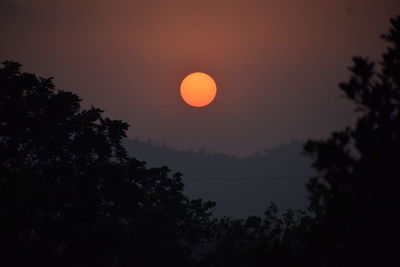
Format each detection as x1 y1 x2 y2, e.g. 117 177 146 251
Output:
1 16 399 267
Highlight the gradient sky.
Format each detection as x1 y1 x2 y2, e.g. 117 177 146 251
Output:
1 0 398 156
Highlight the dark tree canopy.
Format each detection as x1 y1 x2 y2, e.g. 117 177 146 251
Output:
0 61 215 267
198 204 311 267
304 16 400 267
202 16 400 267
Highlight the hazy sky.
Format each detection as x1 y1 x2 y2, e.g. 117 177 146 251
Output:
1 0 398 156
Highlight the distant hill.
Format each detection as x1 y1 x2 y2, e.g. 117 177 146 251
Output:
123 139 314 218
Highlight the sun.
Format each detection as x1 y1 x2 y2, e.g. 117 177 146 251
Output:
180 72 217 107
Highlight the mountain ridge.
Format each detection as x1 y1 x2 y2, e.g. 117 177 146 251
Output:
123 138 314 217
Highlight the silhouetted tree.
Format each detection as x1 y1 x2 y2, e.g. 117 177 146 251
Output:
199 203 311 267
304 16 400 267
0 61 215 267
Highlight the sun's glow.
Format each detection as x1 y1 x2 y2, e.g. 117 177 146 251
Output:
180 72 217 107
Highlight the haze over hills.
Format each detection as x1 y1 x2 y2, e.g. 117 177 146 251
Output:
123 139 315 218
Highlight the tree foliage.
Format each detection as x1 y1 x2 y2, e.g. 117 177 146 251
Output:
0 61 215 267
199 204 311 267
304 16 400 266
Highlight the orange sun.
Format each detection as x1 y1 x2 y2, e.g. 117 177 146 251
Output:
180 72 217 107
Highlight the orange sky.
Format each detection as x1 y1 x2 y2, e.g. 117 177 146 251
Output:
1 0 398 155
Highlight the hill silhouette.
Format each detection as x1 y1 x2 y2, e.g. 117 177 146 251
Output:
123 139 314 217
